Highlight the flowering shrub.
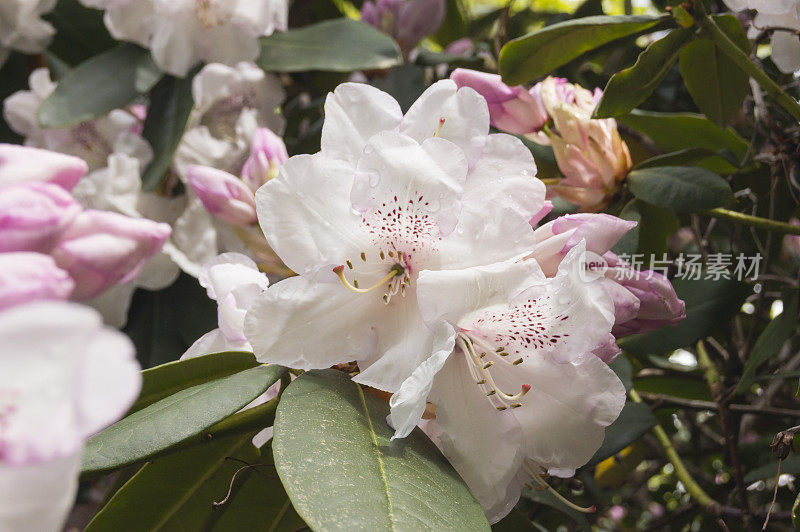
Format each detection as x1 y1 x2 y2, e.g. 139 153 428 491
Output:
0 0 799 530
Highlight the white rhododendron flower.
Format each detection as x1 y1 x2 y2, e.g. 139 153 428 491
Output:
169 62 286 277
0 301 141 531
78 0 289 76
244 80 546 392
390 245 625 521
182 253 269 359
0 0 56 67
724 0 800 73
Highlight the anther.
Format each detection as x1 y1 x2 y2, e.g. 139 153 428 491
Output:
479 352 486 358
496 406 507 411
388 251 394 257
476 379 486 385
482 361 493 370
379 250 385 260
346 260 353 269
512 358 523 365
434 117 446 137
353 279 359 288
510 403 522 408
333 265 404 295
486 390 496 396
360 252 366 261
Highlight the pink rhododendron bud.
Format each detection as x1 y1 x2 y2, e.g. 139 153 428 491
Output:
604 252 686 336
361 0 445 57
50 210 171 300
451 69 548 135
0 252 75 311
444 37 473 55
187 165 258 227
241 128 288 190
0 144 87 190
537 77 632 211
528 213 637 276
0 182 82 253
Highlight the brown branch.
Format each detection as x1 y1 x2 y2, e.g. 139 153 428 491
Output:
638 392 800 418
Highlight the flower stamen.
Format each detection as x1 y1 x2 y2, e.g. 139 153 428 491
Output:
456 333 531 411
434 117 446 137
523 461 596 514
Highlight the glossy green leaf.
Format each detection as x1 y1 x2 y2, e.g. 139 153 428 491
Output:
371 64 427 113
140 74 194 191
744 455 800 483
38 44 161 128
83 365 285 476
258 19 401 73
86 434 259 531
736 291 799 394
679 15 750 127
627 166 733 212
609 355 634 392
595 27 694 118
612 199 680 258
273 369 490 531
620 279 751 355
619 110 748 160
210 442 306 531
585 402 656 467
633 375 713 401
635 148 739 174
131 351 260 414
499 15 665 85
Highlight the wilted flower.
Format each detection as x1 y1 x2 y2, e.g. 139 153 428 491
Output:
244 80 546 392
0 182 82 253
0 301 140 531
389 246 625 522
77 0 288 76
0 0 56 67
186 165 258 226
0 253 74 311
182 253 269 358
49 210 171 300
361 0 446 58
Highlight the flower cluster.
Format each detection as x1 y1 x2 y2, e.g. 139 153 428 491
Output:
77 0 289 76
0 0 56 67
0 144 171 310
0 145 144 532
240 81 685 521
451 69 632 211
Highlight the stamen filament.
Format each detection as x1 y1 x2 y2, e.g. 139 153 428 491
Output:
523 461 596 514
456 333 531 409
333 265 403 294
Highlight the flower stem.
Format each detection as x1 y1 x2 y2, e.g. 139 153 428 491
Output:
697 14 800 121
629 389 720 514
703 208 800 235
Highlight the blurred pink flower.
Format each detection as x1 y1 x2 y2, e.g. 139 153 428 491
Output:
0 253 74 311
186 165 258 226
50 210 171 300
361 0 445 57
0 182 82 253
0 144 87 190
241 127 288 190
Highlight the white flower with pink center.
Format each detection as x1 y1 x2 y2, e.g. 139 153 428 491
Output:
244 80 546 392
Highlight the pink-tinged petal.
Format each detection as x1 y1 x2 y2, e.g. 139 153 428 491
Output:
592 333 621 364
50 210 171 300
186 165 258 226
529 200 553 228
451 69 548 135
0 301 140 466
0 182 82 253
0 253 74 311
242 127 288 190
0 144 87 190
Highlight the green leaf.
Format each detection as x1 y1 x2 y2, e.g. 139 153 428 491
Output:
679 15 750 127
595 27 694 118
619 110 748 160
258 19 401 73
371 64 427 113
635 147 740 174
140 74 194 191
273 369 491 531
86 434 260 531
210 443 306 531
585 402 656 467
82 365 285 476
633 375 713 401
131 351 260 414
612 199 679 258
736 291 799 394
38 44 161 128
43 0 116 66
620 279 752 355
744 454 800 483
491 510 538 531
627 166 733 213
0 53 29 143
498 15 665 85
523 489 591 531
